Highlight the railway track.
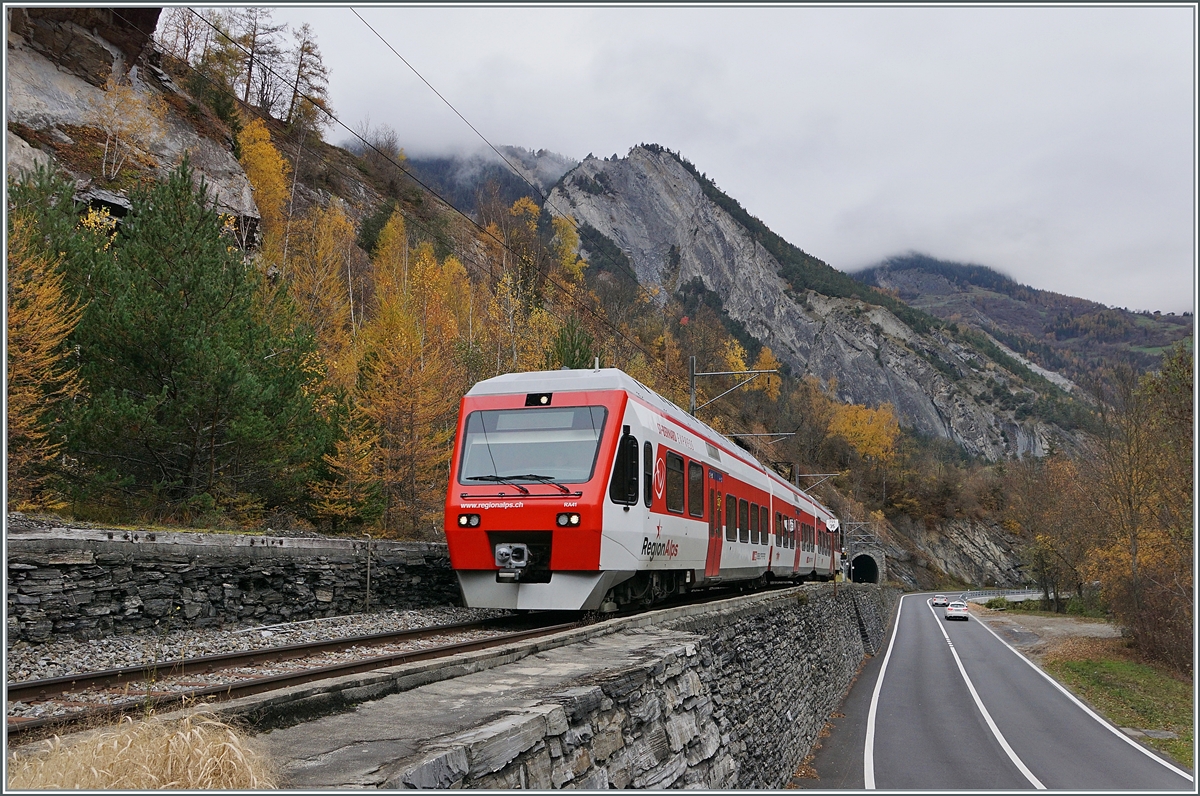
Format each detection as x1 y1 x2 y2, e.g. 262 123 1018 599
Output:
7 616 578 743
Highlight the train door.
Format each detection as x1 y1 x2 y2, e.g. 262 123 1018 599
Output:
792 514 803 574
705 469 723 578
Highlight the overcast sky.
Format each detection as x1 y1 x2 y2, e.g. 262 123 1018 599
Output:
268 5 1195 314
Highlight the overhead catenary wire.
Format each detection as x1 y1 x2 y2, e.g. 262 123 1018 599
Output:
349 7 675 312
345 7 771 413
110 9 761 420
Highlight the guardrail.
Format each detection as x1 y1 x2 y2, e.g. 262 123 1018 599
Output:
958 588 1053 603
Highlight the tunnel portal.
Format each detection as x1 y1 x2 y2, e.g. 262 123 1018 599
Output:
849 552 881 584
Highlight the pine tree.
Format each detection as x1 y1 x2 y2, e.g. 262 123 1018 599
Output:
61 159 329 517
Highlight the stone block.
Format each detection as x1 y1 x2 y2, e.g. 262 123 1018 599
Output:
82 603 114 617
685 721 721 766
551 744 593 787
143 598 171 617
604 747 634 789
521 747 553 789
393 749 468 792
575 766 609 790
553 685 605 721
47 551 94 565
561 723 593 750
456 711 548 776
664 712 699 753
17 582 64 595
471 765 523 789
526 703 569 736
631 750 687 789
590 723 624 763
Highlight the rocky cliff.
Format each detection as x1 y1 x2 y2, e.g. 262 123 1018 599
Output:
6 8 257 229
547 146 1070 461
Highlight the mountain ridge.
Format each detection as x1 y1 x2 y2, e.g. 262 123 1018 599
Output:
853 253 1192 384
544 144 1085 461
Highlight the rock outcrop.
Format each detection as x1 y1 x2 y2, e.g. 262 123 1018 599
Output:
6 8 259 228
547 147 1068 461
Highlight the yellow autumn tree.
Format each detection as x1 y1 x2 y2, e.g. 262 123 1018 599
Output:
237 118 290 260
284 198 357 391
749 346 782 401
828 401 899 463
357 242 465 537
550 215 586 282
311 403 383 531
7 216 83 509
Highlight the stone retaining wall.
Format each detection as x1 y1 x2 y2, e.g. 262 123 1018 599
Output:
6 529 460 642
392 584 899 789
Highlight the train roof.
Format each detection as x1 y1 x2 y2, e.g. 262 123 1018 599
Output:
467 368 832 516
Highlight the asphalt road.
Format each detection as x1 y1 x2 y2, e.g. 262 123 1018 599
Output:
799 593 1193 790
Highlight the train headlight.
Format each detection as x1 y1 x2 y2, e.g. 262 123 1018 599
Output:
458 513 480 527
569 513 580 526
556 513 581 527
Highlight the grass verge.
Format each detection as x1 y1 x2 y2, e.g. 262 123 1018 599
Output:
7 712 277 789
1041 637 1193 770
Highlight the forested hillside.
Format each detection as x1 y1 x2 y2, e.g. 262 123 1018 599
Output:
855 254 1193 384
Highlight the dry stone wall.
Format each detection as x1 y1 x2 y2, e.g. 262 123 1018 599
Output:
6 528 459 643
392 584 898 789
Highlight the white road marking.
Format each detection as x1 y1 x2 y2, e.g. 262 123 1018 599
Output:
973 611 1195 783
863 593 904 789
925 600 1045 788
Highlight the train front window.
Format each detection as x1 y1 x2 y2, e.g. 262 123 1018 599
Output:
459 406 608 484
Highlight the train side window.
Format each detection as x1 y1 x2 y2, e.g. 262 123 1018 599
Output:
608 433 639 505
687 462 704 517
775 512 781 545
643 441 653 507
665 452 685 513
760 506 769 545
749 503 759 544
726 497 736 541
738 499 749 543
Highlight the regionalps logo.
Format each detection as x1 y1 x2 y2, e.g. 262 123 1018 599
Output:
641 536 679 558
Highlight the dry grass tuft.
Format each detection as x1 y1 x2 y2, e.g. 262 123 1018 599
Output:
1041 635 1135 666
7 713 277 790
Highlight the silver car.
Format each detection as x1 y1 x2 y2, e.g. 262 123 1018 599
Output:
945 600 969 620
931 594 949 607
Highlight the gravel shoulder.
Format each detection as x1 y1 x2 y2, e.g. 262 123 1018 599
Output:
972 607 1122 663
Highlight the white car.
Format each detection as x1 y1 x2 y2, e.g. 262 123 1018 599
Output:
930 594 949 607
945 601 969 620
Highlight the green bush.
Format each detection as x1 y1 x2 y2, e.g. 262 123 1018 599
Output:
985 596 1012 610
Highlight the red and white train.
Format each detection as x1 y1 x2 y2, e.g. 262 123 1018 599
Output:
445 367 842 611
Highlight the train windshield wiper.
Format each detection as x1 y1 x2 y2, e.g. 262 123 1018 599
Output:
466 475 529 494
506 474 572 494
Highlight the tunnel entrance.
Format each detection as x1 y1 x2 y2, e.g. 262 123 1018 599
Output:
849 553 880 583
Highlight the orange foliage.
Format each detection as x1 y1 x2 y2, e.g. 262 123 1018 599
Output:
6 216 82 509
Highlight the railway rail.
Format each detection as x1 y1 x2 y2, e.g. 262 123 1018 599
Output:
7 616 578 743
